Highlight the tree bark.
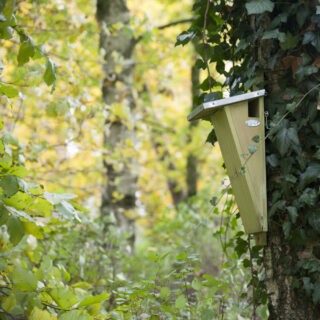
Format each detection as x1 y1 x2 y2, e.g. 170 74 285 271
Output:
186 48 200 198
259 17 320 320
97 0 137 249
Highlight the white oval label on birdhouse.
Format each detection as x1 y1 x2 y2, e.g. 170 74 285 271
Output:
245 119 261 127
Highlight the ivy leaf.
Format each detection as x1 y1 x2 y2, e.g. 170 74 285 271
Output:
43 58 56 86
175 294 187 309
308 210 320 233
300 162 320 188
78 292 110 307
175 31 195 46
245 0 274 15
17 36 36 66
248 145 258 155
313 282 320 304
287 207 298 223
295 65 318 83
275 127 299 156
303 277 313 296
262 29 286 42
300 188 317 206
252 135 260 143
280 32 299 50
282 221 291 239
206 129 217 146
204 91 222 102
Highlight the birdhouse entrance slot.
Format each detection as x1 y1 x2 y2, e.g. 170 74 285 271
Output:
248 99 259 117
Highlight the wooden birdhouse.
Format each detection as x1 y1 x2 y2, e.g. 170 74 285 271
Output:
188 90 267 245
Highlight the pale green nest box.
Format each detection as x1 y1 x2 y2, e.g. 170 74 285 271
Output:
188 90 267 245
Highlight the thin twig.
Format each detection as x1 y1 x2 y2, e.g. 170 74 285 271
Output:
158 18 195 30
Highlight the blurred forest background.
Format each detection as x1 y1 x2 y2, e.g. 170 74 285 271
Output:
0 0 270 319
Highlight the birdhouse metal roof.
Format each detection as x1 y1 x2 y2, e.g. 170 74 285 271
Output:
187 89 266 121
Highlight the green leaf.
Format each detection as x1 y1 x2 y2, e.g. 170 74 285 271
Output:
262 29 285 42
43 192 77 205
0 84 19 98
295 65 318 83
78 292 110 307
0 153 12 169
4 191 34 210
303 277 313 295
43 58 56 86
55 200 80 221
27 198 53 217
49 287 79 309
287 207 298 223
275 127 299 156
248 145 258 155
59 310 92 320
280 33 299 50
252 135 260 143
286 102 297 113
7 165 29 178
0 204 9 225
175 31 195 46
17 36 36 66
175 294 187 309
3 293 16 312
313 283 320 304
7 216 25 245
30 307 54 320
191 278 202 291
11 267 37 291
300 188 317 206
176 252 187 260
160 287 171 299
300 162 320 188
282 221 291 239
0 175 19 197
5 205 35 222
314 149 320 160
23 221 43 239
206 129 217 146
245 0 274 15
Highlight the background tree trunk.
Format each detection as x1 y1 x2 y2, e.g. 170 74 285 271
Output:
97 0 137 249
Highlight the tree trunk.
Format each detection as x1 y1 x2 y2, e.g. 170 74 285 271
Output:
260 18 320 320
97 0 137 249
186 47 200 198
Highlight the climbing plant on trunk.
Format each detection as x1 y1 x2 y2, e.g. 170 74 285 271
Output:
177 0 320 319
